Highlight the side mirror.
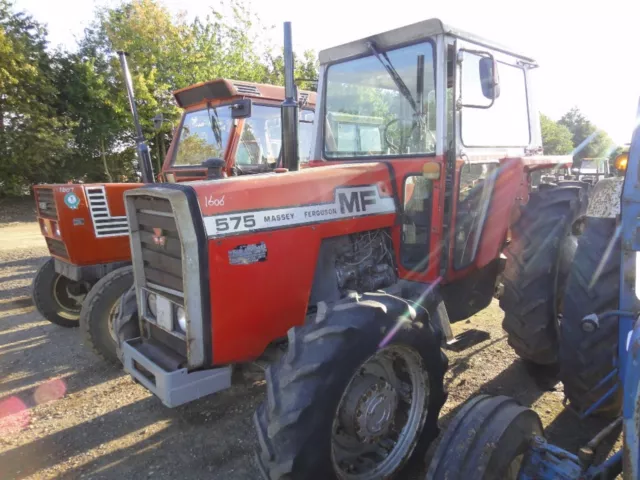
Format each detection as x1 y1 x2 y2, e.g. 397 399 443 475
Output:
479 56 500 100
457 49 500 109
231 99 252 119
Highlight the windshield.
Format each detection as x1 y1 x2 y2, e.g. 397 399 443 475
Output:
235 106 315 166
324 41 436 158
460 52 530 147
173 106 233 166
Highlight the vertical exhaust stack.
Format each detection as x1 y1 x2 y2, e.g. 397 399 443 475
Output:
280 22 299 171
117 51 155 184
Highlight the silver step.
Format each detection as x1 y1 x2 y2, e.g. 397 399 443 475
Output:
122 338 231 408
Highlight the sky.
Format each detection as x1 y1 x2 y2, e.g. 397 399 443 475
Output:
15 0 640 144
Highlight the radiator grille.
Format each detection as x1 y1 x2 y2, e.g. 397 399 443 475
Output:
35 188 57 219
233 82 261 96
45 238 68 259
84 186 129 238
132 196 183 296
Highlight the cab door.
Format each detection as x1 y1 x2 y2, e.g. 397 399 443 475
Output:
447 158 524 278
440 157 524 321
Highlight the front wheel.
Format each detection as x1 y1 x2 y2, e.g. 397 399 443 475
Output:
254 293 447 479
32 257 89 328
80 266 137 366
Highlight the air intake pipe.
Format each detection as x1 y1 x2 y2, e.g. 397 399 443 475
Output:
118 51 155 184
280 22 299 172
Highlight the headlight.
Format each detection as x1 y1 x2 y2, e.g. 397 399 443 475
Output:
53 221 61 237
176 306 186 333
147 293 157 318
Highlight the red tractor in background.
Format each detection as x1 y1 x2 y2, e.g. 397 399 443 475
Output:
31 51 316 365
119 20 583 479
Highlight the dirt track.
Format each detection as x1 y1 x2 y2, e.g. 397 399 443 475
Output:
0 216 622 479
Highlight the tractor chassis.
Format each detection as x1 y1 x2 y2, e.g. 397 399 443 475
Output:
54 258 130 283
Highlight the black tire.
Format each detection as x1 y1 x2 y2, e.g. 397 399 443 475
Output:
559 217 621 416
254 293 447 480
80 266 136 365
32 257 88 328
427 395 543 480
500 185 584 365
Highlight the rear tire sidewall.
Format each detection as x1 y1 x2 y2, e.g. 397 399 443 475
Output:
32 257 82 328
80 267 135 365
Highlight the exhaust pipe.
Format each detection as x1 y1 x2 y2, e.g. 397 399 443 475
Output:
280 22 299 172
117 51 155 184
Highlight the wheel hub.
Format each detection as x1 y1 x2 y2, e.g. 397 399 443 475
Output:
53 276 88 318
340 374 397 443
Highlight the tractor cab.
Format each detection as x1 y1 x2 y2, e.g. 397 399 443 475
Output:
161 79 316 182
309 18 569 300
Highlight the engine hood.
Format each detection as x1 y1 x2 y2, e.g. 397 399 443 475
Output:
177 163 395 238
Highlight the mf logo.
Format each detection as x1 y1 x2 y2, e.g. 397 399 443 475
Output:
338 189 376 214
152 228 167 247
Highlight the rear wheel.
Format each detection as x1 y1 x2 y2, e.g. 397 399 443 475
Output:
32 257 89 328
254 293 447 480
500 185 585 365
80 266 137 365
559 216 622 417
427 395 543 480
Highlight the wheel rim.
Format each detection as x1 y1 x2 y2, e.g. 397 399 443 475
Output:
330 345 429 479
107 298 122 343
52 275 87 320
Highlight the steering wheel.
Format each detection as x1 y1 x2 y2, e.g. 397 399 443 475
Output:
383 118 436 154
383 118 418 154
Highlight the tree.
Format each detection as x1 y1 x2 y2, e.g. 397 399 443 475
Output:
76 0 319 179
0 0 320 195
558 107 612 163
0 0 74 195
540 113 573 155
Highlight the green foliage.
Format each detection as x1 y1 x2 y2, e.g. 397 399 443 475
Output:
0 0 320 196
558 107 613 164
0 0 75 195
540 113 573 155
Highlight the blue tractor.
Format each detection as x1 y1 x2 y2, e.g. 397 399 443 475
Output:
427 104 640 480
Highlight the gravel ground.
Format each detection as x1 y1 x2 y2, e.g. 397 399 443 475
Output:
0 219 622 479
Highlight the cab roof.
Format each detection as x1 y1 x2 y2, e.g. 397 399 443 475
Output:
318 18 536 66
173 79 317 109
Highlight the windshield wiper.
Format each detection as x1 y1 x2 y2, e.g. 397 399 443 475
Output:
366 40 418 114
207 103 223 149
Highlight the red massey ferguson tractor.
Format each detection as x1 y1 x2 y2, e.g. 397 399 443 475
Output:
119 20 581 479
31 70 316 365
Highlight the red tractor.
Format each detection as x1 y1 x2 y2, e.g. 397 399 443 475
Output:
119 20 579 479
31 55 316 365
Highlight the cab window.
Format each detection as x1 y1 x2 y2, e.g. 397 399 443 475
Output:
324 41 436 158
401 175 433 271
173 106 234 166
453 163 498 268
235 106 315 166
